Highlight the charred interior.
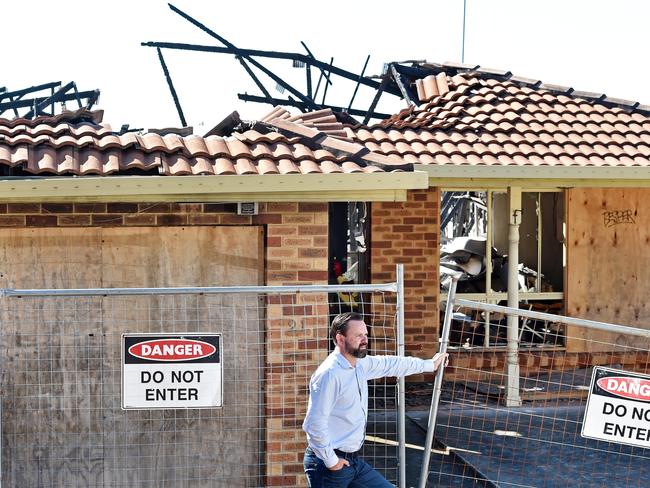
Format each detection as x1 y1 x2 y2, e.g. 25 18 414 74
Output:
441 190 565 349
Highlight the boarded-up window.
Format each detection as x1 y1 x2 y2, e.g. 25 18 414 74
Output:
0 226 267 486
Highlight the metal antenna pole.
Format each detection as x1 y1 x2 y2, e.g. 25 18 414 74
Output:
461 0 467 63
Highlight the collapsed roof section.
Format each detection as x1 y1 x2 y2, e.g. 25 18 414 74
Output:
142 3 406 126
0 82 100 120
2 60 649 202
0 108 426 203
0 108 411 177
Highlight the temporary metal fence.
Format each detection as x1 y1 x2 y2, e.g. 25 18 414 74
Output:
419 282 650 488
0 270 407 487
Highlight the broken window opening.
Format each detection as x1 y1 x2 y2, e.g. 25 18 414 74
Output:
441 190 565 350
328 201 370 308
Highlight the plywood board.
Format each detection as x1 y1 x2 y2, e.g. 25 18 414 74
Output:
566 188 650 352
99 226 264 287
0 226 264 486
0 227 103 289
0 226 264 288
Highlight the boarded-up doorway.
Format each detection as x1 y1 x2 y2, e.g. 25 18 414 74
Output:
566 188 650 352
0 226 265 486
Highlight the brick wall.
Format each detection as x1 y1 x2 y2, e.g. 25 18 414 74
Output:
371 188 440 378
0 200 328 487
263 202 328 487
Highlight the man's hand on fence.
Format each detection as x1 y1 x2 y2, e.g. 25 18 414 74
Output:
432 352 449 371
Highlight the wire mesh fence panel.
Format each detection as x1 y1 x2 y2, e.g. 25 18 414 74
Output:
0 287 400 488
423 299 650 488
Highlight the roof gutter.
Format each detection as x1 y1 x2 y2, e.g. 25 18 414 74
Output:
0 172 428 203
419 164 650 189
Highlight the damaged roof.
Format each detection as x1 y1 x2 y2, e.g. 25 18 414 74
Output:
347 63 650 172
0 108 409 177
3 60 649 200
0 108 424 203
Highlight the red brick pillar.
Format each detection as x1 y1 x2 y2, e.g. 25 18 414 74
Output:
371 189 440 377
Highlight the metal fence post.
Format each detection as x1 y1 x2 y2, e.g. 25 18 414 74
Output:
396 264 406 488
427 297 650 486
0 281 402 486
417 277 458 488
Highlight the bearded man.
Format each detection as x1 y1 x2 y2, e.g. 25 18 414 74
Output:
302 312 447 487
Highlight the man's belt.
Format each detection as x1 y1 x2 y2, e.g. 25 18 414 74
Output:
334 448 361 459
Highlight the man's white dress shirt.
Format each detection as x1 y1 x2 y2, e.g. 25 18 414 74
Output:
302 347 435 468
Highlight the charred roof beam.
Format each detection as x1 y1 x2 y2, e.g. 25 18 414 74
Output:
238 94 390 119
348 55 370 112
301 41 333 94
305 63 313 100
167 3 318 110
167 4 274 102
320 57 334 105
140 42 400 98
0 89 99 116
156 48 188 127
23 82 81 119
0 81 62 102
142 4 407 123
363 74 389 125
389 63 419 107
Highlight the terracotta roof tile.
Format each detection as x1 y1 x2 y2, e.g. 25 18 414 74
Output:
261 107 353 141
277 158 300 174
298 159 321 174
225 138 252 158
343 161 374 173
204 157 229 175
0 109 104 128
0 107 411 176
257 158 280 175
344 67 650 169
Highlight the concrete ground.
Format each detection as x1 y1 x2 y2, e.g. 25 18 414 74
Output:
366 404 650 488
366 410 492 487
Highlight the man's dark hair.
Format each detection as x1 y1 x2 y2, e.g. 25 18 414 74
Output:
330 312 364 341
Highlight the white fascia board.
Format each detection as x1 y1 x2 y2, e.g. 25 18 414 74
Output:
0 171 428 203
419 164 650 188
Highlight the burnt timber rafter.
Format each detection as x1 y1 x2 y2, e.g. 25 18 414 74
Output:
156 48 188 127
363 74 390 125
301 41 333 93
348 55 371 111
167 3 318 110
237 94 391 119
142 4 436 124
0 81 61 102
0 82 99 119
140 42 392 97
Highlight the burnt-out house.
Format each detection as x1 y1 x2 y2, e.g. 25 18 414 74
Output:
0 107 426 486
1 60 650 485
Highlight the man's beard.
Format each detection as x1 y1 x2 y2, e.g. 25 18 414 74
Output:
346 342 368 358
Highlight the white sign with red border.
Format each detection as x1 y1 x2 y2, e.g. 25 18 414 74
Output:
582 366 650 448
122 334 222 409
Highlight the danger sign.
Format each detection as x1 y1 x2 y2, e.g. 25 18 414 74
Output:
582 366 650 448
122 334 222 410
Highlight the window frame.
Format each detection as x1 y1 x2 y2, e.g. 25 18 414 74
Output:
441 188 565 349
